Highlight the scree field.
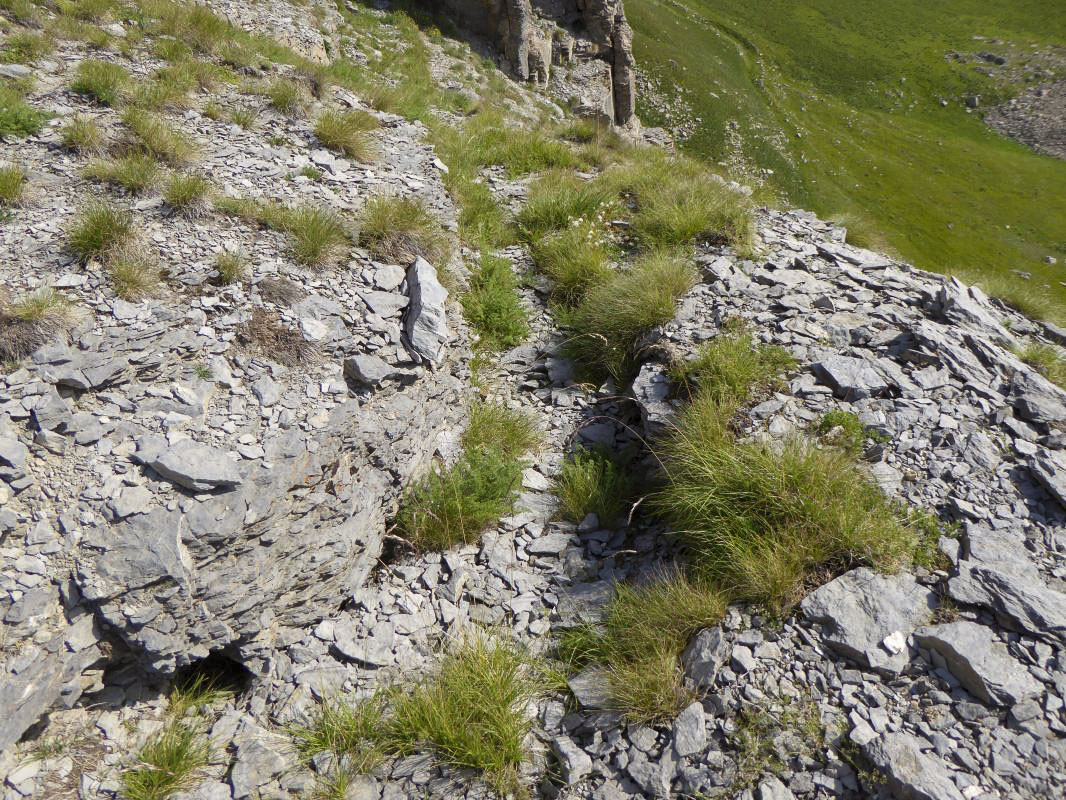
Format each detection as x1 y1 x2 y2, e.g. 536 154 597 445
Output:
626 0 1066 322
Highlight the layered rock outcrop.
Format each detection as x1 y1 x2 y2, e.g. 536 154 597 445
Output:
432 0 637 125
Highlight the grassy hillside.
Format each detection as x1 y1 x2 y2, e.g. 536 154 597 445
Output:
627 0 1066 321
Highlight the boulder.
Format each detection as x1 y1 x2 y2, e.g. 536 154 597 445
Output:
914 621 1043 706
801 568 937 674
1029 449 1066 508
861 732 965 800
404 257 449 365
812 355 889 400
145 439 242 492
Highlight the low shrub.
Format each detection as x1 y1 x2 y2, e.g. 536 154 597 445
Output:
236 308 314 366
460 253 528 351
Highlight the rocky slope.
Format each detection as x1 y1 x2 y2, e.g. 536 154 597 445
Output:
1 2 1066 800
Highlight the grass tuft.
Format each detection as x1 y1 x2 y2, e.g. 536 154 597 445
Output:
67 200 134 263
0 164 27 207
358 194 450 267
0 84 49 137
815 409 886 458
561 568 725 723
460 253 528 351
61 114 105 153
1014 340 1066 391
122 108 196 166
228 105 257 129
71 59 128 106
214 250 247 284
266 78 305 116
283 205 349 269
554 448 632 526
563 250 697 381
397 401 538 551
163 172 210 215
529 222 613 307
120 722 209 800
107 244 161 300
0 288 79 361
515 170 615 243
313 109 379 161
82 153 161 194
292 637 536 798
669 323 796 403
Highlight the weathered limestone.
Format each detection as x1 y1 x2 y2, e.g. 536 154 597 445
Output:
431 0 637 125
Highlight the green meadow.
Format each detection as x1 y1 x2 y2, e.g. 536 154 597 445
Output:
627 0 1066 321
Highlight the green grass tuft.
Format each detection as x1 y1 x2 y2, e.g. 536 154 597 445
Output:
515 170 615 243
163 172 210 215
313 109 379 161
71 59 128 106
61 114 105 153
563 250 697 381
107 244 161 300
460 253 528 351
358 194 451 268
122 108 197 166
815 409 887 458
553 448 632 526
120 721 209 800
561 568 725 723
214 250 247 284
266 78 304 116
1014 340 1066 391
283 205 348 269
82 153 161 194
529 222 614 307
0 84 49 137
292 637 537 798
1 31 54 64
67 200 134 263
0 164 27 207
397 401 538 551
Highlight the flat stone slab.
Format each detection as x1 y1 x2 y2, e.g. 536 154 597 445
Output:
146 439 242 492
812 355 889 400
801 567 937 674
862 732 964 800
914 621 1043 706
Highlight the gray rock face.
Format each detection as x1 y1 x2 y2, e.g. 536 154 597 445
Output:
861 732 965 800
937 278 1012 343
552 734 593 783
432 0 636 125
1029 449 1066 508
812 355 888 400
671 701 706 757
914 621 1043 706
801 568 937 674
144 439 242 492
343 353 410 387
681 626 730 690
404 257 450 365
1009 368 1066 430
949 562 1066 644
